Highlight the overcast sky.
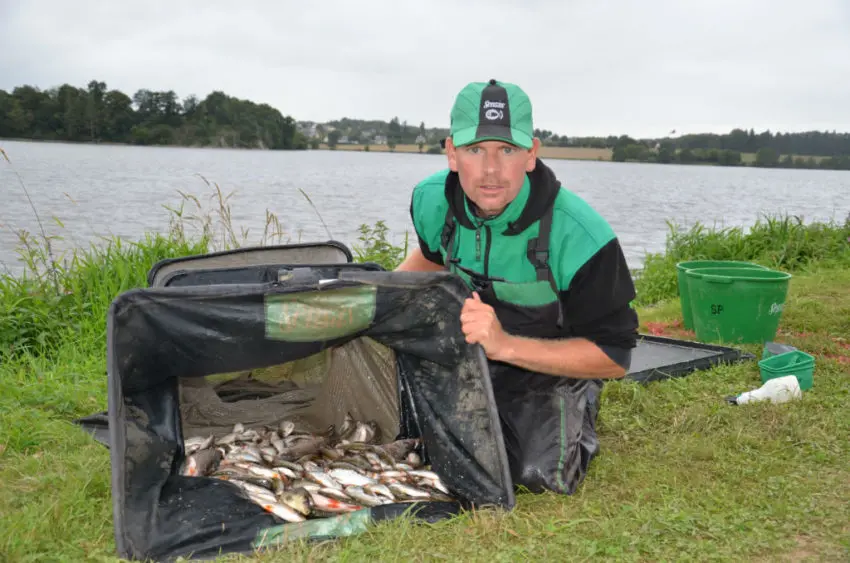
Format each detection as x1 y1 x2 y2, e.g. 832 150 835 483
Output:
2 0 849 138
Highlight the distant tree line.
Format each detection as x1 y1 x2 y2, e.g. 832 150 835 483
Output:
605 136 850 170
2 79 850 170
535 128 850 170
0 79 308 150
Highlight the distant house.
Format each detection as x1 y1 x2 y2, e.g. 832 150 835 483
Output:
373 135 387 145
296 122 320 138
415 134 426 144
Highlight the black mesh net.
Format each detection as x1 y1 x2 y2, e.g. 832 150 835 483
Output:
177 337 400 440
106 272 515 562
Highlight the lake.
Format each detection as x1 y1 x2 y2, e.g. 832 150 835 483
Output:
1 139 847 277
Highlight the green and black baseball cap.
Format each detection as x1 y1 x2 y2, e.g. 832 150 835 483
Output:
447 78 534 149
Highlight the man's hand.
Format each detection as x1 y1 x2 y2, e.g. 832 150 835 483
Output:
460 292 511 360
459 291 627 379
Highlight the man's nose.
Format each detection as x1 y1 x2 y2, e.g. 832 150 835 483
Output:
484 151 501 175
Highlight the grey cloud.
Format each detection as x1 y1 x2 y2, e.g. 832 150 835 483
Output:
2 0 849 137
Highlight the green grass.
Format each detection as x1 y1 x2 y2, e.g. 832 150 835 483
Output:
1 153 849 561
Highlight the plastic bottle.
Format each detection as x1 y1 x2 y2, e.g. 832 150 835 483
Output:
732 375 802 405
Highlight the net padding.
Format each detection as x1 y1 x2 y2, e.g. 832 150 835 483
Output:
178 336 400 442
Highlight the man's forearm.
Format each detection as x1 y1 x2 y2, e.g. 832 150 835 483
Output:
491 334 627 379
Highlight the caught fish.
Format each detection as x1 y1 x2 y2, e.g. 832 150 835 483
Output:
180 448 221 477
184 434 215 455
279 420 295 437
338 412 355 438
258 499 306 523
181 414 456 522
388 482 432 500
306 470 343 491
309 491 362 513
278 436 328 461
345 486 383 507
382 438 420 461
318 487 352 502
328 468 375 488
278 489 312 516
364 482 394 501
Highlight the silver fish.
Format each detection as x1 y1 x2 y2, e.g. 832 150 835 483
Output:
224 449 263 464
345 486 383 507
279 420 295 437
306 470 343 491
338 412 355 439
388 482 432 500
405 452 422 467
273 466 299 480
328 468 376 488
278 489 312 516
290 479 320 493
309 491 362 514
180 448 220 477
184 414 456 521
184 435 215 455
256 499 306 523
218 432 238 446
318 487 352 502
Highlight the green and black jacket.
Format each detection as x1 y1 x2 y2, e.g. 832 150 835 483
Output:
410 158 639 370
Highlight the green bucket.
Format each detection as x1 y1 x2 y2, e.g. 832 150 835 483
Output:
684 266 792 344
676 260 769 330
758 349 814 391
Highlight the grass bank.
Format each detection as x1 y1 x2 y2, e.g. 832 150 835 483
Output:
1 176 849 560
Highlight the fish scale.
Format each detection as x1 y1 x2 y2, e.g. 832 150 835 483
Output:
179 415 457 520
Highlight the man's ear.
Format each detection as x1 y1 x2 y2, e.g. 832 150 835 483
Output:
445 137 458 171
526 137 541 172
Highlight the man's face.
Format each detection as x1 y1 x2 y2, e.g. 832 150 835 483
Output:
446 137 540 217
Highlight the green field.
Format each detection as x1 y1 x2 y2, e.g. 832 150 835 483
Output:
1 170 849 561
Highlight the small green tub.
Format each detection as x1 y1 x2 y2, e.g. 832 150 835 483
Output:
758 349 814 391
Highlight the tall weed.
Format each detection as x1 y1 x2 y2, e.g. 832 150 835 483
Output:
634 213 850 306
0 152 411 360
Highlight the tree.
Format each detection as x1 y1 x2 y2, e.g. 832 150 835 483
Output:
327 129 340 149
387 116 401 151
612 145 626 162
657 141 674 164
755 147 779 167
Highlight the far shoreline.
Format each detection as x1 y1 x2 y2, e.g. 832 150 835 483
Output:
3 137 848 171
0 136 611 161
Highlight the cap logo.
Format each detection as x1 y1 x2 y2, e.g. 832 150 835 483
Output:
484 108 503 121
471 80 515 143
483 99 505 121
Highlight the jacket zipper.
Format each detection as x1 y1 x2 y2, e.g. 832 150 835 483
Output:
475 227 481 261
483 225 492 277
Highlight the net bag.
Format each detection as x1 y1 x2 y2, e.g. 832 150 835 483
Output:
106 269 515 562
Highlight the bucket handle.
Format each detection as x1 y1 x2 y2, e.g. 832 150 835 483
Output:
703 276 734 284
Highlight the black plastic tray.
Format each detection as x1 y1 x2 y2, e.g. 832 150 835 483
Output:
626 334 754 384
